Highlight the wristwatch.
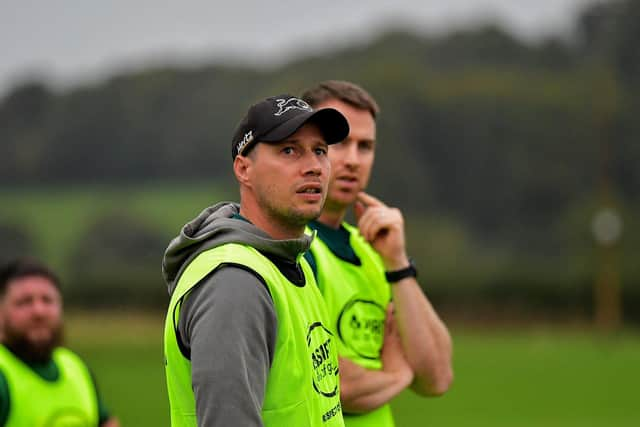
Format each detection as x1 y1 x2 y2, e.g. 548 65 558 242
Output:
385 259 418 283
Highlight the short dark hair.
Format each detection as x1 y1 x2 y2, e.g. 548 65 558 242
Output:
0 257 60 297
301 80 380 119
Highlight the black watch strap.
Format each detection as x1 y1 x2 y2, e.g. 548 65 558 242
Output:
385 260 417 283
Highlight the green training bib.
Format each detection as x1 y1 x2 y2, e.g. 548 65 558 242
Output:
164 243 345 427
309 223 395 427
0 345 98 427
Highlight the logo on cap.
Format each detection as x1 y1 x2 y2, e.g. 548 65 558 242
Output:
274 97 312 116
236 130 254 155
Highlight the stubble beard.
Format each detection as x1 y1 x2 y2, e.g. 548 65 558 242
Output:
268 203 322 230
2 320 64 363
259 194 323 231
323 187 355 215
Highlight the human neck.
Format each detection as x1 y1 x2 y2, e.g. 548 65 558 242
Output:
239 206 305 240
3 340 54 365
317 204 348 229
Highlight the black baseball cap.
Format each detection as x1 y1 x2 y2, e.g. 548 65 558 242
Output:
231 94 350 159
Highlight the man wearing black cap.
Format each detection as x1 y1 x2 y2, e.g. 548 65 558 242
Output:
163 95 350 427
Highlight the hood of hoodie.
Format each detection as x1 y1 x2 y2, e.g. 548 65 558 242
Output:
162 201 314 296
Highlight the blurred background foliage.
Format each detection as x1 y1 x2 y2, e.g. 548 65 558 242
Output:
1 0 639 324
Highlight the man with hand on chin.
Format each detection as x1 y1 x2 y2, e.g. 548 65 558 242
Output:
302 81 453 426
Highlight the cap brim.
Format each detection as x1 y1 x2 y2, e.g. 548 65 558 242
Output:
260 108 349 145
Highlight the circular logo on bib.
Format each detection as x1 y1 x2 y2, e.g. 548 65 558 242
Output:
337 299 386 359
43 408 91 427
307 322 339 398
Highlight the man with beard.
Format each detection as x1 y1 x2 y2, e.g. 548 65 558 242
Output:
0 258 119 427
302 81 454 426
163 94 350 426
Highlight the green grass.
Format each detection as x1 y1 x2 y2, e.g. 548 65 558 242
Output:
67 311 168 426
0 183 230 271
65 313 640 427
393 329 640 427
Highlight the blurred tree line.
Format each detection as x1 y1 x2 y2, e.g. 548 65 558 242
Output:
1 0 638 321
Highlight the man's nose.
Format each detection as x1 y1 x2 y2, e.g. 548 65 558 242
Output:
302 152 325 176
31 298 50 317
343 143 360 169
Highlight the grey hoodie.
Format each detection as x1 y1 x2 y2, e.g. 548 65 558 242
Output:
162 202 313 427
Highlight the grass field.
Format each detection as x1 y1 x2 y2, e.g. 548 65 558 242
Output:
0 183 229 271
65 311 640 427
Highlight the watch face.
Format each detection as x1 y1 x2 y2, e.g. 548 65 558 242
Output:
336 298 386 359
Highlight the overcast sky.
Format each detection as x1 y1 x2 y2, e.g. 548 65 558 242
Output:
1 0 601 96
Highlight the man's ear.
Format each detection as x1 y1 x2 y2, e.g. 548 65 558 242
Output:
233 155 252 186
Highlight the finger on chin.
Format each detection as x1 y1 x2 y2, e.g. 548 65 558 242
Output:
356 191 384 207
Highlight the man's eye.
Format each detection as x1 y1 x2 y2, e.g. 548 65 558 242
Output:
282 147 294 154
315 147 328 155
15 298 31 307
359 142 373 151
